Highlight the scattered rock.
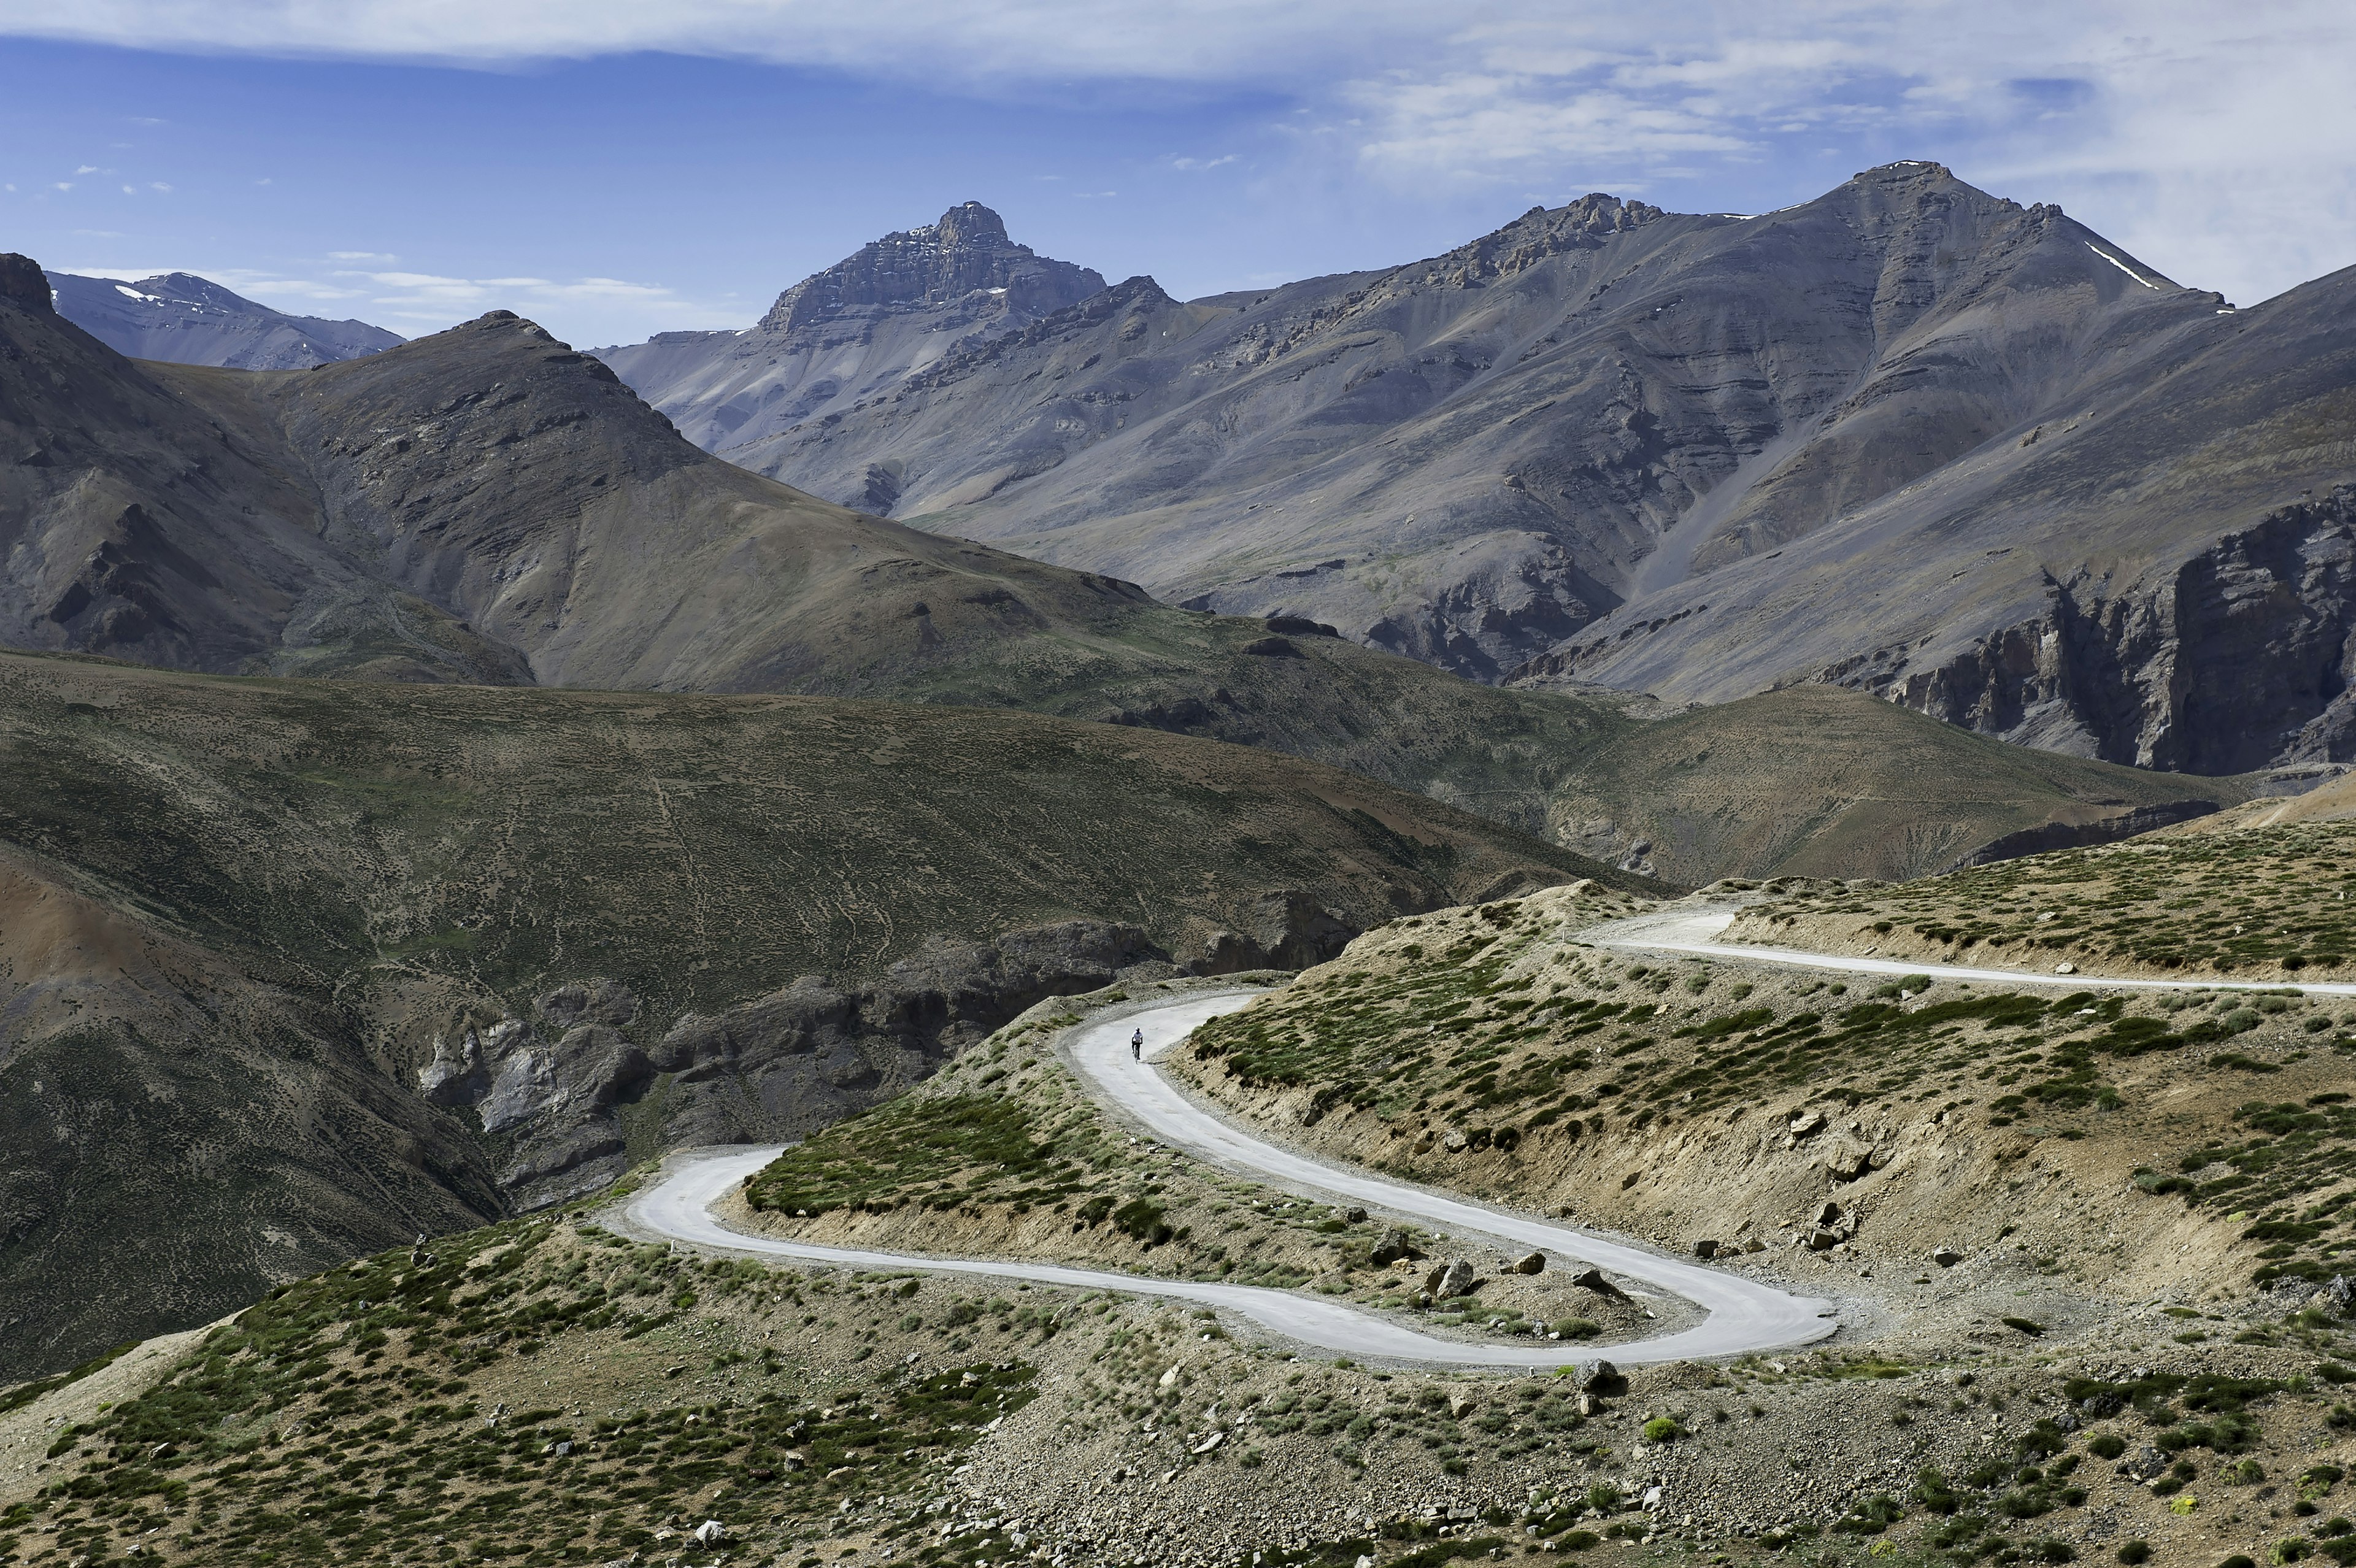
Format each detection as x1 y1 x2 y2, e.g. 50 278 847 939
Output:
1787 1109 1827 1139
1441 1130 1470 1153
1341 1207 1368 1223
2324 1275 2355 1315
1932 1244 1964 1267
1369 1228 1423 1266
1569 1268 1628 1301
2055 963 2077 975
1692 1240 1721 1260
1819 1134 1877 1182
1425 1259 1477 1297
1579 1361 1625 1396
1447 1392 1479 1420
692 1521 728 1545
1513 1251 1546 1275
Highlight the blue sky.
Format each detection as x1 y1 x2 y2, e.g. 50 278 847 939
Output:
2 2 2350 347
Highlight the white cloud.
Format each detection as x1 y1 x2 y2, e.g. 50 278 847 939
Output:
74 163 100 174
149 181 171 191
327 249 395 260
328 266 683 318
1172 154 1239 171
2 2 2351 304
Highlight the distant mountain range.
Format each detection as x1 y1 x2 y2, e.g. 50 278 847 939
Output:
594 201 1105 503
595 166 2356 775
45 267 403 370
0 247 2223 886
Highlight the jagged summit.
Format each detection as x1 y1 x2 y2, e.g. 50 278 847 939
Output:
0 252 53 313
596 202 1108 455
1855 158 1955 180
757 200 1105 333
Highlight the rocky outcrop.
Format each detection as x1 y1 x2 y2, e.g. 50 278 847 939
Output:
0 253 53 313
1192 891 1358 975
1842 488 2356 775
422 921 1166 1209
1943 799 2223 871
759 202 1104 335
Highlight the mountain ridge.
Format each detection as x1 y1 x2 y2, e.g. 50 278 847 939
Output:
654 164 2356 773
690 164 2215 684
0 248 2253 883
44 266 402 370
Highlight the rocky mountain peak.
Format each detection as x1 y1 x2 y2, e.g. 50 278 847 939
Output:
1397 192 1671 292
1852 159 1957 185
929 199 1011 248
0 252 54 313
757 201 1106 334
130 272 258 312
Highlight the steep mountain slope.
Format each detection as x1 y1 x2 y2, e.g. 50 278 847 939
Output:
1533 268 2356 775
1541 684 2237 883
712 165 2226 675
0 255 531 683
0 648 1628 1379
709 167 2356 776
1 249 2235 882
45 267 402 369
595 201 1105 472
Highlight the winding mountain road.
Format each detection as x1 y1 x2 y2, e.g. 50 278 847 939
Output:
626 896 2354 1367
1592 906 2356 996
625 991 1839 1369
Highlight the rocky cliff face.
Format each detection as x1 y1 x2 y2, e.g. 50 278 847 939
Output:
593 202 1104 453
414 921 1172 1209
1838 488 2356 775
1523 247 2356 776
46 269 402 370
412 895 1372 1210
